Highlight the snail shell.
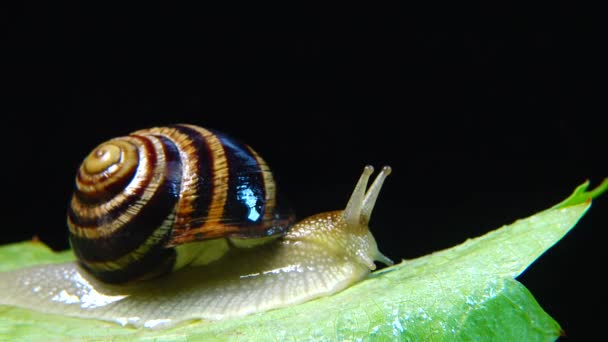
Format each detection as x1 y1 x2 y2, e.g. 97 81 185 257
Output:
0 124 392 329
68 124 294 283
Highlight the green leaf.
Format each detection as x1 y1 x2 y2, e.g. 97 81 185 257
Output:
0 241 73 273
550 178 608 210
1 180 606 341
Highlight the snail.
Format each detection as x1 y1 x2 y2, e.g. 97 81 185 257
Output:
0 124 393 329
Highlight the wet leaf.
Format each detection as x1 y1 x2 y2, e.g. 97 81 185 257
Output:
1 180 605 341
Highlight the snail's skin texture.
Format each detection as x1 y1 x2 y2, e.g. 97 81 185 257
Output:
0 166 392 329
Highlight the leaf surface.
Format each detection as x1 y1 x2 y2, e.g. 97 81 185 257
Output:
1 180 605 341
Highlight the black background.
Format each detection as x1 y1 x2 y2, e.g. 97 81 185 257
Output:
2 6 605 339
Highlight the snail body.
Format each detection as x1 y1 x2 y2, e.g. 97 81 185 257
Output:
0 124 392 329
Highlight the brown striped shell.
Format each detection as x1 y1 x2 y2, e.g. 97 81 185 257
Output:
67 124 295 283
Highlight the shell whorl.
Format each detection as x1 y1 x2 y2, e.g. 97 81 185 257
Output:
68 124 294 283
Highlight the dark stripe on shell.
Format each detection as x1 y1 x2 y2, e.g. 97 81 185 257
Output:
74 163 137 204
172 124 214 228
68 189 140 228
80 235 177 284
69 136 183 262
213 131 268 228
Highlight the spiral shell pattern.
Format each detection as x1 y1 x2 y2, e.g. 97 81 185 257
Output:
68 124 294 283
